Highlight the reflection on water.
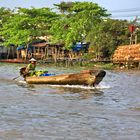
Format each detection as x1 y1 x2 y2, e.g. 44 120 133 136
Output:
0 63 140 140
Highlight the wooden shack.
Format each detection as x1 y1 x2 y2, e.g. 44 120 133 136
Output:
27 41 65 62
0 46 8 59
0 45 16 59
16 40 89 63
31 42 48 59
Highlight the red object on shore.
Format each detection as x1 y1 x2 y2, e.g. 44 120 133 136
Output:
129 25 136 33
0 59 28 63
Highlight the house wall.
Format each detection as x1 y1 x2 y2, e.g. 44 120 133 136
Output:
0 46 17 59
0 46 8 59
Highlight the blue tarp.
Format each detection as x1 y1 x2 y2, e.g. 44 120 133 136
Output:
72 43 89 52
40 73 55 76
16 45 25 51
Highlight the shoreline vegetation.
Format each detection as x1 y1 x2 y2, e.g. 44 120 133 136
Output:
1 2 140 69
1 60 140 72
36 59 138 71
37 58 140 71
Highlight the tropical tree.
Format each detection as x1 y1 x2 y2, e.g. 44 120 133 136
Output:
86 19 130 59
54 1 73 14
0 7 12 28
0 7 59 47
0 7 12 42
50 1 109 49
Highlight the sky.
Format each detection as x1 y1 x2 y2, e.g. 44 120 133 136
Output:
0 0 140 21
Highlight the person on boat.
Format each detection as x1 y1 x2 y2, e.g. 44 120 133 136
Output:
25 58 37 76
20 58 48 78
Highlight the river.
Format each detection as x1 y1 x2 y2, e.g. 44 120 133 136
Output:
0 63 140 140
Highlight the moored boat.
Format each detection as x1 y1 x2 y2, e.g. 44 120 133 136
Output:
23 70 106 86
0 59 28 63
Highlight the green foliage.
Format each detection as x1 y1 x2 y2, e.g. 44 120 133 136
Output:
86 19 129 59
0 7 59 47
0 2 132 60
0 7 12 42
50 1 109 49
0 7 12 27
54 1 73 14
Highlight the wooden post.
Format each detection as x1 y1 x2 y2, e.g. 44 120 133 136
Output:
138 62 140 70
17 50 20 59
44 46 47 59
130 33 132 45
25 43 29 60
7 47 10 59
135 34 137 44
54 46 57 63
12 46 15 58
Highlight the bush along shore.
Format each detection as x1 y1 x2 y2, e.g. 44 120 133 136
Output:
37 58 140 71
37 58 116 70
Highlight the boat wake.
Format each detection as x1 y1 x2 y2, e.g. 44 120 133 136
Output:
18 80 110 90
18 80 26 84
49 84 110 90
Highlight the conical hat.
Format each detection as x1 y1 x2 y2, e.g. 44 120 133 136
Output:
29 58 37 61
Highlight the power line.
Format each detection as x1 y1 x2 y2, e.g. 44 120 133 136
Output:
107 7 140 19
110 14 140 18
109 7 140 13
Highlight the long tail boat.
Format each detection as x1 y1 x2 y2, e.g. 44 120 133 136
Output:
20 68 106 86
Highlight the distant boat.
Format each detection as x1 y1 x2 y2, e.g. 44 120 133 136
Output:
0 59 28 63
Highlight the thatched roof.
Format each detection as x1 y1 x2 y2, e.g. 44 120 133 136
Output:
113 44 140 63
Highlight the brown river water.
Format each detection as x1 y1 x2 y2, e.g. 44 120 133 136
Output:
0 63 140 140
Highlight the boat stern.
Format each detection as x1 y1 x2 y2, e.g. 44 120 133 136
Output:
93 70 106 86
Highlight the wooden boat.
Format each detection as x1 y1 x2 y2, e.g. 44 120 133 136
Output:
23 70 106 86
0 59 28 63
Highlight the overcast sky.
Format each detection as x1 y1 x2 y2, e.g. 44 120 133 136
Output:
0 0 140 20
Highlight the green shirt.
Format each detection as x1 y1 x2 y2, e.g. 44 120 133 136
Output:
27 63 36 71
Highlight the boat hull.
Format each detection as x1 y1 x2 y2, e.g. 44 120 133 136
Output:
0 59 28 63
25 70 106 86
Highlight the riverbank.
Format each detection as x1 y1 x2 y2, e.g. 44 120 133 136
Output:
36 59 115 70
1 58 140 71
